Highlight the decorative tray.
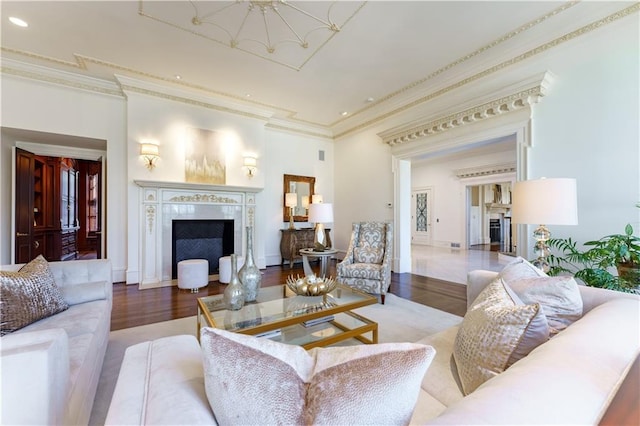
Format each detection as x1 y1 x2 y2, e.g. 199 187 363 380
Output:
286 274 338 296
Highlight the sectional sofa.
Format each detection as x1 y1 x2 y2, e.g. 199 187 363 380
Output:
105 259 640 424
0 258 112 425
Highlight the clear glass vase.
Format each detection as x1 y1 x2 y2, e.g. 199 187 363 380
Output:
239 226 262 302
223 254 245 310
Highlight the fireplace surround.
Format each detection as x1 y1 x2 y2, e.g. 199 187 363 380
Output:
134 180 261 289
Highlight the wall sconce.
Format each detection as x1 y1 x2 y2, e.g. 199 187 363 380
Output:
243 156 257 178
140 143 159 170
285 193 298 230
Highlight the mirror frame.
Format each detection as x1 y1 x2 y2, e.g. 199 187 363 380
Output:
283 174 315 223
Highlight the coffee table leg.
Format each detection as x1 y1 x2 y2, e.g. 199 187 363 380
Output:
196 305 201 342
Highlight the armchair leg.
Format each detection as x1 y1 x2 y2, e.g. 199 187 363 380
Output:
380 294 385 305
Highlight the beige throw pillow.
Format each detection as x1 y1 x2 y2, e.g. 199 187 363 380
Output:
200 327 435 425
507 276 583 334
453 278 549 395
0 255 69 336
498 256 547 282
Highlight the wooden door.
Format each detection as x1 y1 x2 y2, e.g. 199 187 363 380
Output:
15 149 34 263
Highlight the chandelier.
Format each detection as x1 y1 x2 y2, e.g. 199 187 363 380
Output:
139 1 366 70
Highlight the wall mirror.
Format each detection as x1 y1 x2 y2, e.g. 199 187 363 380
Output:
283 174 315 223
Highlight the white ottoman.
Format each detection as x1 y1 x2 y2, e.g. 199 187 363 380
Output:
218 256 244 284
177 259 209 293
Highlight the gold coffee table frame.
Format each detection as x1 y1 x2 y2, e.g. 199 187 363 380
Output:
197 284 378 350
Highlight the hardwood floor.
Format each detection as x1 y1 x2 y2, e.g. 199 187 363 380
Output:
111 260 467 331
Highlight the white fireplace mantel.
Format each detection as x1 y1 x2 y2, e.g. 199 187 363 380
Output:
134 180 263 194
134 180 263 289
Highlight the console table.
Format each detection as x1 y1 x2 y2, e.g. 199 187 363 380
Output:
280 228 331 268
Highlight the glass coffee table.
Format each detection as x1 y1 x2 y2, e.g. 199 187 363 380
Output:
197 284 378 349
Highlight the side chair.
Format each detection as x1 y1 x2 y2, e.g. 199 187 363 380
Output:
336 221 393 304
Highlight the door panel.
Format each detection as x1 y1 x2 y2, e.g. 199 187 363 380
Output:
15 149 34 263
411 188 432 245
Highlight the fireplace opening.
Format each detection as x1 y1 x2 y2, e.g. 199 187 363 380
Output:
171 219 234 279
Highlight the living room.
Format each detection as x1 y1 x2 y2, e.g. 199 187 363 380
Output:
1 2 638 281
1 2 639 425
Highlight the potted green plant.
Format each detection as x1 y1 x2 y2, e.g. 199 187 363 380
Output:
547 224 640 293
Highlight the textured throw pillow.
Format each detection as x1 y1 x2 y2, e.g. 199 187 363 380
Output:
453 278 549 395
507 276 583 335
498 256 547 282
0 255 68 336
200 327 435 425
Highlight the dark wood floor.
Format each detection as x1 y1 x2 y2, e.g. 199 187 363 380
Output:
110 260 467 331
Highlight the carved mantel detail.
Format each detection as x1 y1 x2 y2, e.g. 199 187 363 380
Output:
168 194 237 204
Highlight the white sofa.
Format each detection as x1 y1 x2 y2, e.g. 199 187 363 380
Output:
1 259 112 425
105 269 640 425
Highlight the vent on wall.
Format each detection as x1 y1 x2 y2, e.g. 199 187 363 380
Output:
319 150 325 161
450 242 461 248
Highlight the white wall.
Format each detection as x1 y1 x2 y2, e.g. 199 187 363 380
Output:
334 128 394 253
529 16 640 256
0 75 128 281
264 129 334 264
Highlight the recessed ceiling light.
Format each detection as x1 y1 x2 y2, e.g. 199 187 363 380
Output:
9 17 28 27
340 111 348 116
245 94 251 98
366 97 374 103
175 75 182 80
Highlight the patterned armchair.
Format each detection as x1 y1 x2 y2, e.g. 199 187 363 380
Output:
337 222 393 304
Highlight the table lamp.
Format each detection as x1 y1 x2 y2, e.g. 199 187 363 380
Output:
285 192 298 230
512 177 578 272
309 203 333 251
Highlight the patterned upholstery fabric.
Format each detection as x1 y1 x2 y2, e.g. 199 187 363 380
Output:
337 222 393 300
0 255 69 336
453 278 549 395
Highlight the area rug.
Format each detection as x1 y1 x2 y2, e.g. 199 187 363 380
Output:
88 293 462 425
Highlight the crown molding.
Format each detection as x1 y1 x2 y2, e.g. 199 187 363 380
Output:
335 3 640 139
378 72 553 146
265 118 334 140
115 75 276 121
1 58 122 98
454 162 517 179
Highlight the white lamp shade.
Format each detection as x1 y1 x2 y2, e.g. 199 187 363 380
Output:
512 178 578 225
140 143 159 156
309 203 333 223
311 194 323 204
243 156 257 167
301 196 310 209
285 192 298 208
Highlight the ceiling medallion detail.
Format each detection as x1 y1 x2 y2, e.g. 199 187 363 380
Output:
139 1 366 70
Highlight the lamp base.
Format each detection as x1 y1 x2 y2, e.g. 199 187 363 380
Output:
288 207 296 230
532 224 551 273
313 223 328 251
